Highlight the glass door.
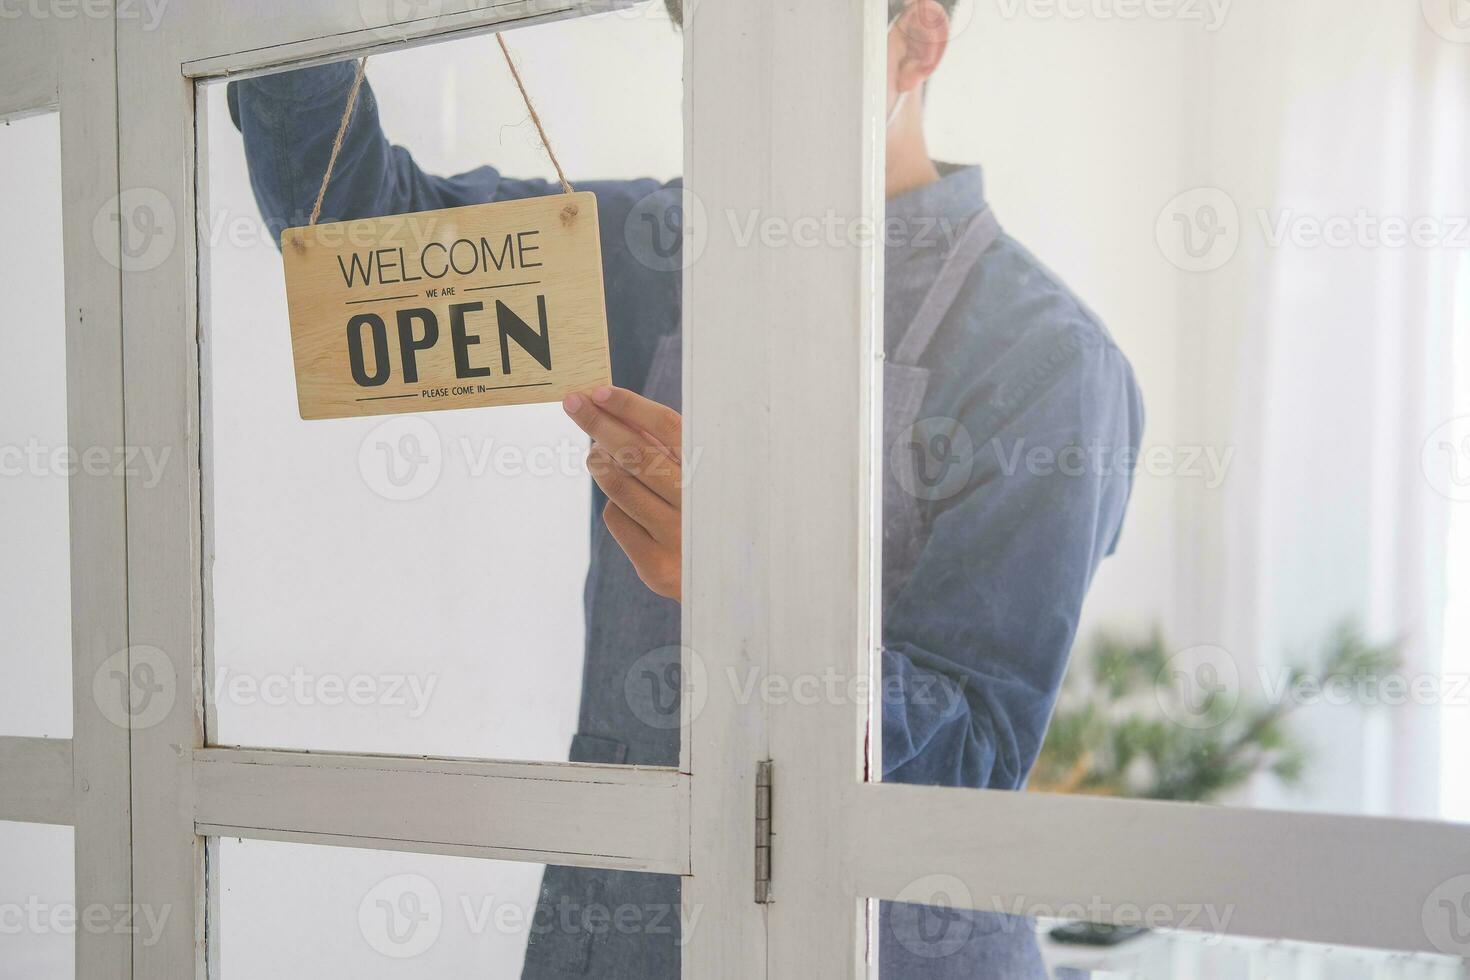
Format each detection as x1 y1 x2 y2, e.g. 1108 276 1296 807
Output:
764 1 1470 977
115 1 771 976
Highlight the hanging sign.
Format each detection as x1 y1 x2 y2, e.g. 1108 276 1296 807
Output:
280 192 610 420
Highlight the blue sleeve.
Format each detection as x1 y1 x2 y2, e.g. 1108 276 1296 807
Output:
228 62 588 243
880 316 1144 791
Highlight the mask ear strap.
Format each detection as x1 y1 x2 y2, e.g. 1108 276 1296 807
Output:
887 90 909 128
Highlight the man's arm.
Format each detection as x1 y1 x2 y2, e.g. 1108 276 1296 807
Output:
226 62 567 243
559 319 1143 793
880 324 1143 790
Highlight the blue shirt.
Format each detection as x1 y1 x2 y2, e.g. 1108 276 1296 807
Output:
228 62 1143 792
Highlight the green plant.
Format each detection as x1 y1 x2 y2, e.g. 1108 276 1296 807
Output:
1030 621 1401 802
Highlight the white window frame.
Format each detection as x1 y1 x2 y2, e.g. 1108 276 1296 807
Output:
6 1 1467 978
115 0 770 977
0 7 132 980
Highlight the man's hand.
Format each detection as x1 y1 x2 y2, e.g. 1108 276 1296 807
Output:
563 386 683 602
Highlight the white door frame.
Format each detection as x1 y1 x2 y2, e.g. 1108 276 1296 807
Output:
0 6 132 980
115 0 774 977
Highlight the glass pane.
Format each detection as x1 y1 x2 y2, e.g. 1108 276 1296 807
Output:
215 837 683 977
199 5 685 763
0 111 72 739
872 0 1470 823
866 895 1468 978
0 821 75 980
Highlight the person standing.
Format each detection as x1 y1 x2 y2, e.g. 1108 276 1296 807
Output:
228 2 1143 974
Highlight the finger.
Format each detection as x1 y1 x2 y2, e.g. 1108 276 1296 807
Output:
603 501 679 600
564 392 681 505
589 446 679 544
585 385 682 462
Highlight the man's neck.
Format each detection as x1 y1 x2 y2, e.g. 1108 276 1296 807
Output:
886 132 942 200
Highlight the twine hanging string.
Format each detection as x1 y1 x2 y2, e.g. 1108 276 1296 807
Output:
495 34 575 197
307 56 370 228
305 34 576 234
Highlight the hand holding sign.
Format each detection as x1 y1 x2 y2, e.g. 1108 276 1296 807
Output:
564 386 684 602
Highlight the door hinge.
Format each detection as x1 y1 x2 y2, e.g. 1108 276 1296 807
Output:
754 759 773 904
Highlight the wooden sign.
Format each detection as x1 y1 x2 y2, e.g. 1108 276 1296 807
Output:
280 192 610 420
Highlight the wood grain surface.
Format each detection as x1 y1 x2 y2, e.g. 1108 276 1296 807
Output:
280 191 611 420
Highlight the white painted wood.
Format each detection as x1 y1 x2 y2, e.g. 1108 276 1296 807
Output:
203 838 221 980
0 13 58 119
194 79 221 758
56 7 135 979
117 5 208 975
751 2 884 978
193 749 690 873
0 738 73 825
679 0 782 973
179 0 641 77
852 782 1470 957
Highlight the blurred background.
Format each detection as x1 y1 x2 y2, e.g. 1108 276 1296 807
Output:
923 1 1470 822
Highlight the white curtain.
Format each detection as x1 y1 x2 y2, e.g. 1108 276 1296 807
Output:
1190 2 1470 818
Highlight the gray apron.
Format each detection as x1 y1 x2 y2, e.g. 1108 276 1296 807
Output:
523 209 1029 979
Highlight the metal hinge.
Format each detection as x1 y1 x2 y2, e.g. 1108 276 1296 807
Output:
754 760 773 904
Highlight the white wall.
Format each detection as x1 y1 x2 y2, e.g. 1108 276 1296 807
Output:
927 2 1468 821
216 838 551 980
0 110 71 741
0 108 74 980
0 822 74 980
